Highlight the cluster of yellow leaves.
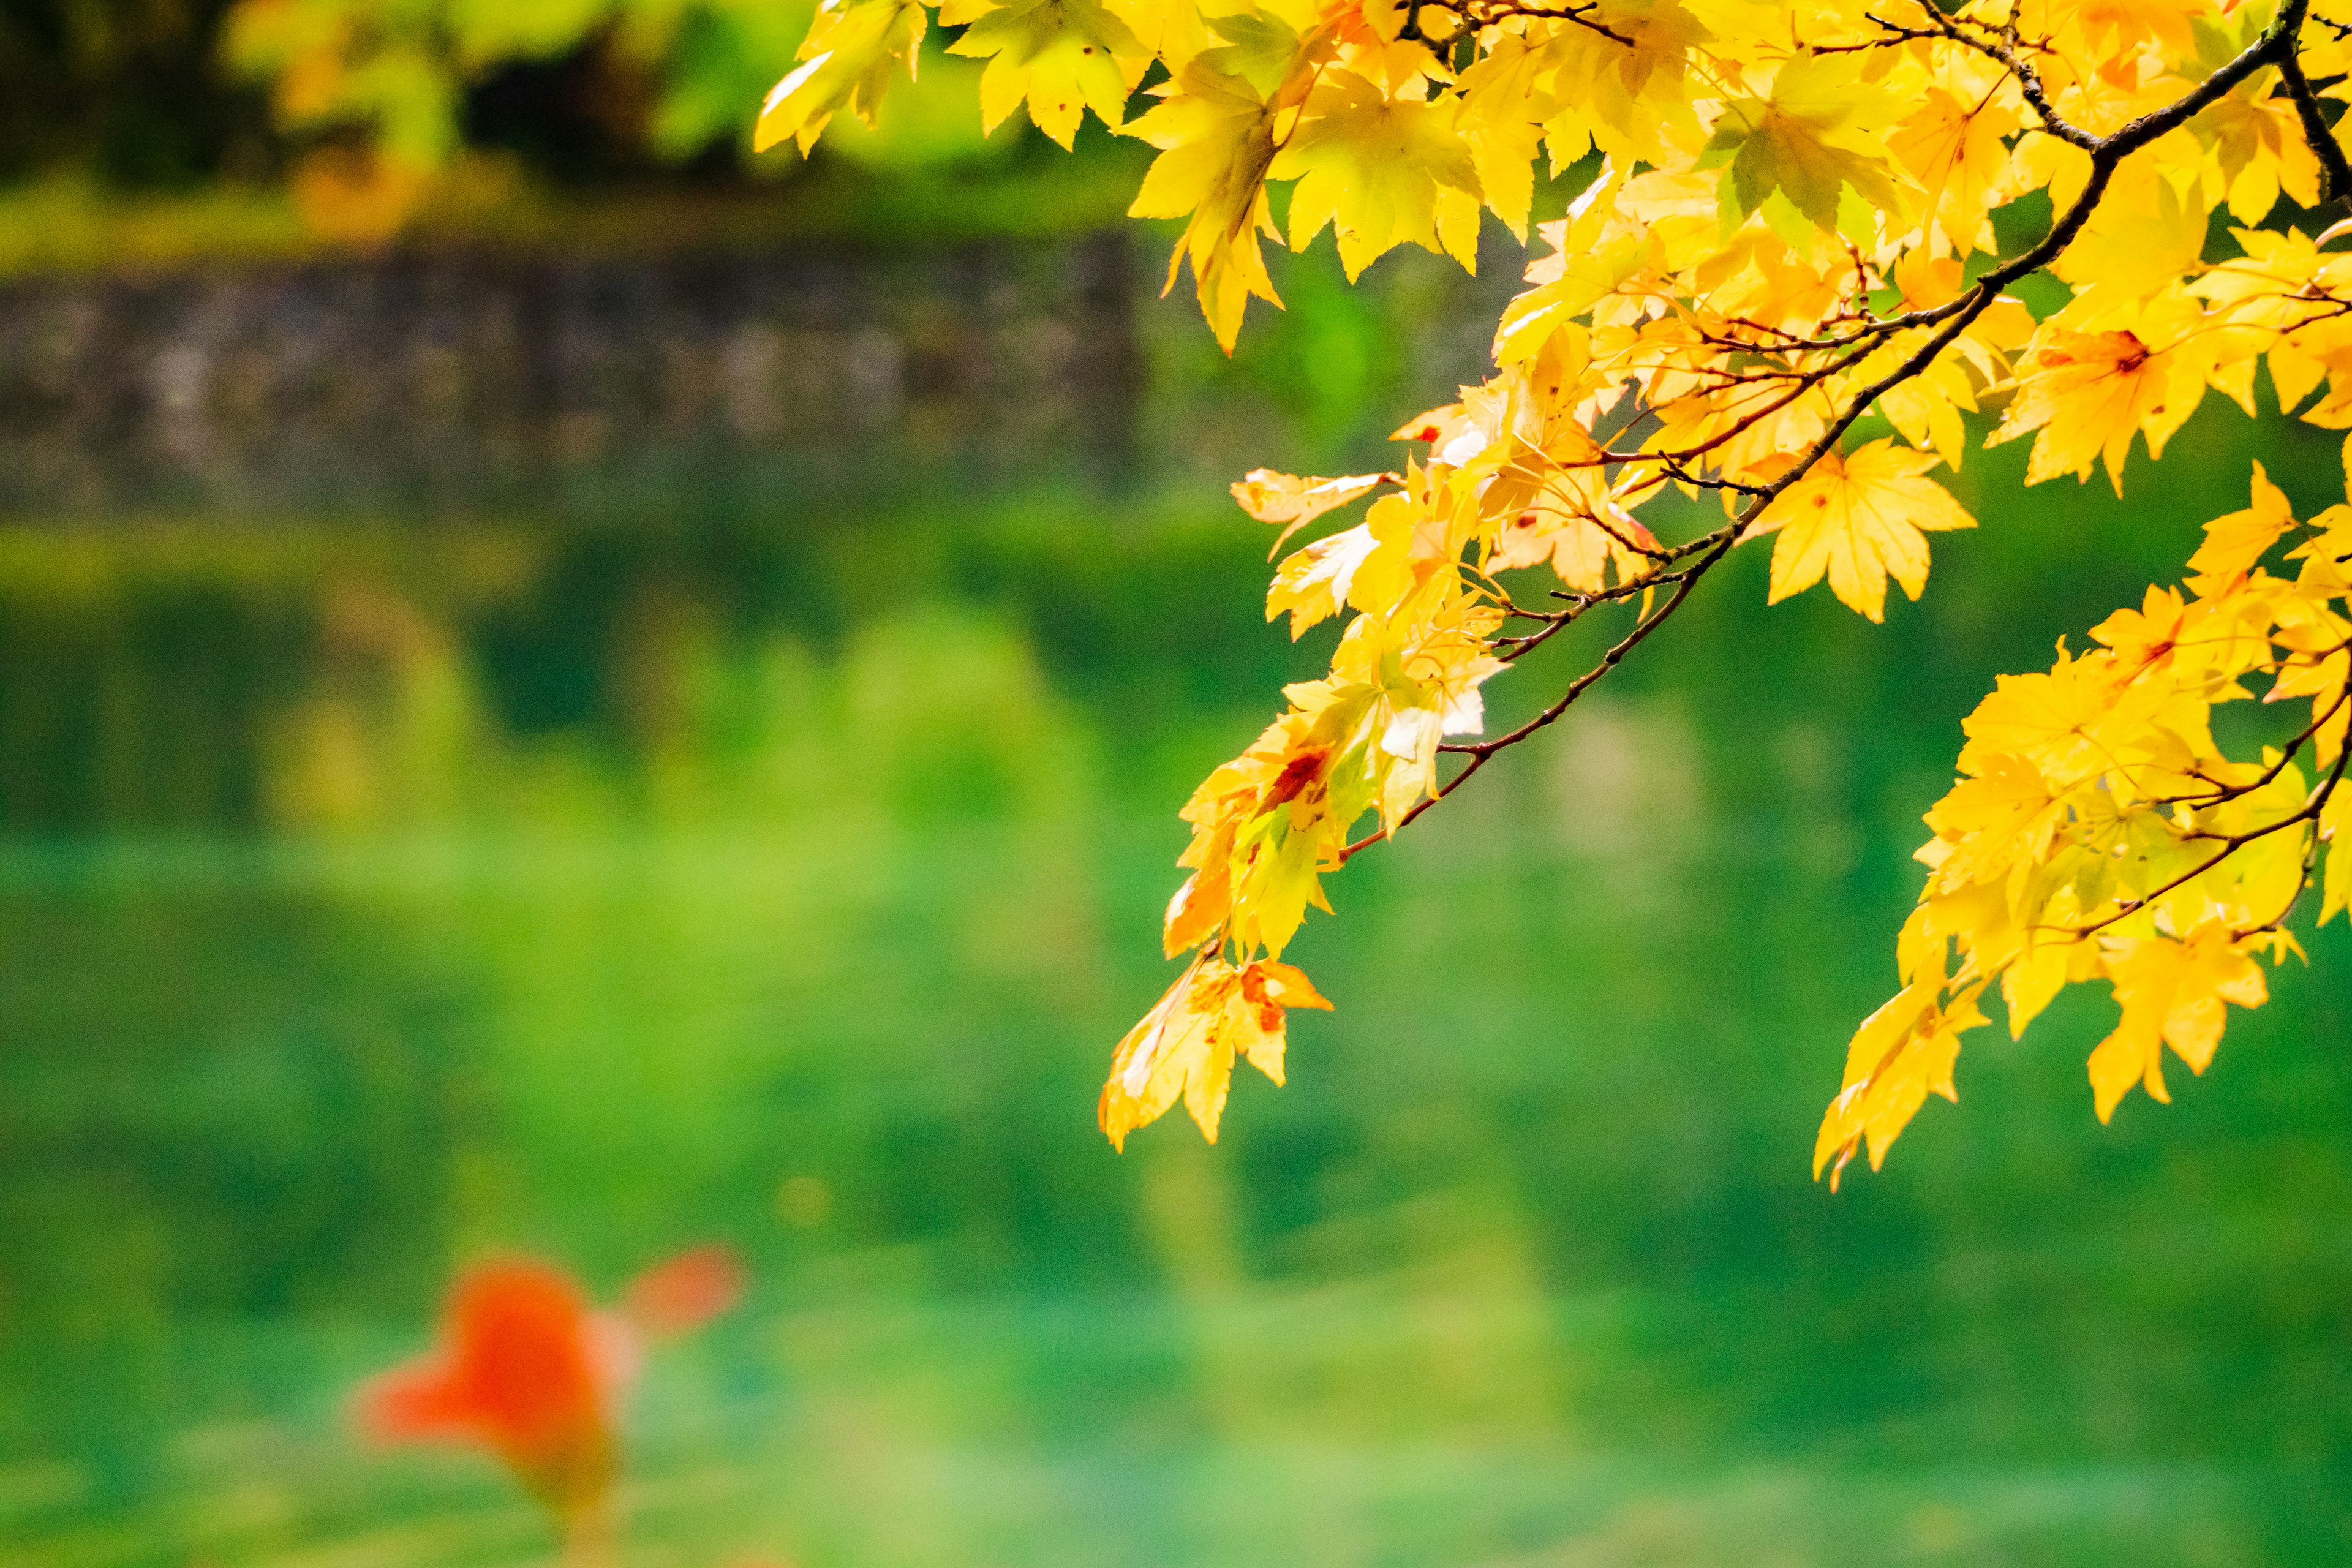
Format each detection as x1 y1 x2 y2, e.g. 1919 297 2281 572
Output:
763 0 2352 1153
1817 464 2352 1183
1100 955 1330 1148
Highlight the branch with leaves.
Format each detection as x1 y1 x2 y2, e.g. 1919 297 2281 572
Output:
760 0 2352 1169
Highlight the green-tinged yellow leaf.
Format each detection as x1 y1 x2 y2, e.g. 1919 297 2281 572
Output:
1694 55 1907 239
948 0 1145 148
1125 62 1287 349
755 0 929 154
1814 980 1988 1188
2323 785 2352 925
1099 957 1330 1148
1270 69 1482 280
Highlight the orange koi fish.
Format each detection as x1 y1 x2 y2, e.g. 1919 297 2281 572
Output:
356 1247 743 1553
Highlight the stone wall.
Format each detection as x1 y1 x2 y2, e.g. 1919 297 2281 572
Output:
0 233 1142 517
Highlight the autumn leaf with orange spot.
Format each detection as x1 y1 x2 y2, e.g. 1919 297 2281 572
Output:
1991 324 2208 494
1099 956 1332 1147
1748 440 1975 622
948 0 1146 148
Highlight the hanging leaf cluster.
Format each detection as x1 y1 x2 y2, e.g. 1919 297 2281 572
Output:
763 0 2352 1172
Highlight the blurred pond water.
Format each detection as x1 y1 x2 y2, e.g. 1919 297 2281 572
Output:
0 236 2348 1568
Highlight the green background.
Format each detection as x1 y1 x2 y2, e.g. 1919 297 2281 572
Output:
0 216 2347 1565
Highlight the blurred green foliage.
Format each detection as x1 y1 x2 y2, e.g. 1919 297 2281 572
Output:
0 0 1005 187
0 0 1155 258
222 0 826 177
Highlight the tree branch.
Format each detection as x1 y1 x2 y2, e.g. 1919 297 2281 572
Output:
2054 717 2351 940
1336 0 2323 877
2278 40 2352 205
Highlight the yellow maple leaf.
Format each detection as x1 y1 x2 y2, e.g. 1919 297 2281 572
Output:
947 0 1145 148
1814 979 1989 1188
1748 440 1976 622
2185 459 2295 594
1270 69 1482 280
2061 0 2206 56
1327 578 1506 831
1125 62 1287 349
2321 785 2352 925
1161 698 1355 953
2051 163 2209 311
2087 927 2268 1123
2198 74 2323 224
1694 55 1909 241
1231 468 1389 552
1921 752 2061 897
1990 326 2207 495
1099 957 1332 1148
1546 0 1711 164
1957 642 2132 787
1488 486 1660 595
1266 522 1381 637
755 0 929 154
1450 31 1558 239
1888 83 2024 255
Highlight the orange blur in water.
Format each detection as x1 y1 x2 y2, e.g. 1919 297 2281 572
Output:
356 1248 744 1541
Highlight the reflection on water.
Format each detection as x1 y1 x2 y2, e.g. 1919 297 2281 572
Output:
0 304 2350 1567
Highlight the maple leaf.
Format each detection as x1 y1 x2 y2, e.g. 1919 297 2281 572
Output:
1958 643 2132 787
1231 468 1390 552
1991 326 2207 495
1748 440 1976 622
1445 37 1545 238
1491 175 1645 364
754 0 929 154
1329 576 1507 831
2051 162 2210 307
1545 0 1711 163
2087 928 2268 1123
2197 70 2323 223
1921 752 2062 897
946 0 1144 148
1889 83 2024 255
1125 61 1287 349
2323 785 2352 925
1695 55 1909 242
1099 957 1331 1147
1814 979 1989 1188
2064 0 2206 56
2185 460 2295 594
1270 69 1483 280
1267 523 1382 638
1488 482 1661 595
